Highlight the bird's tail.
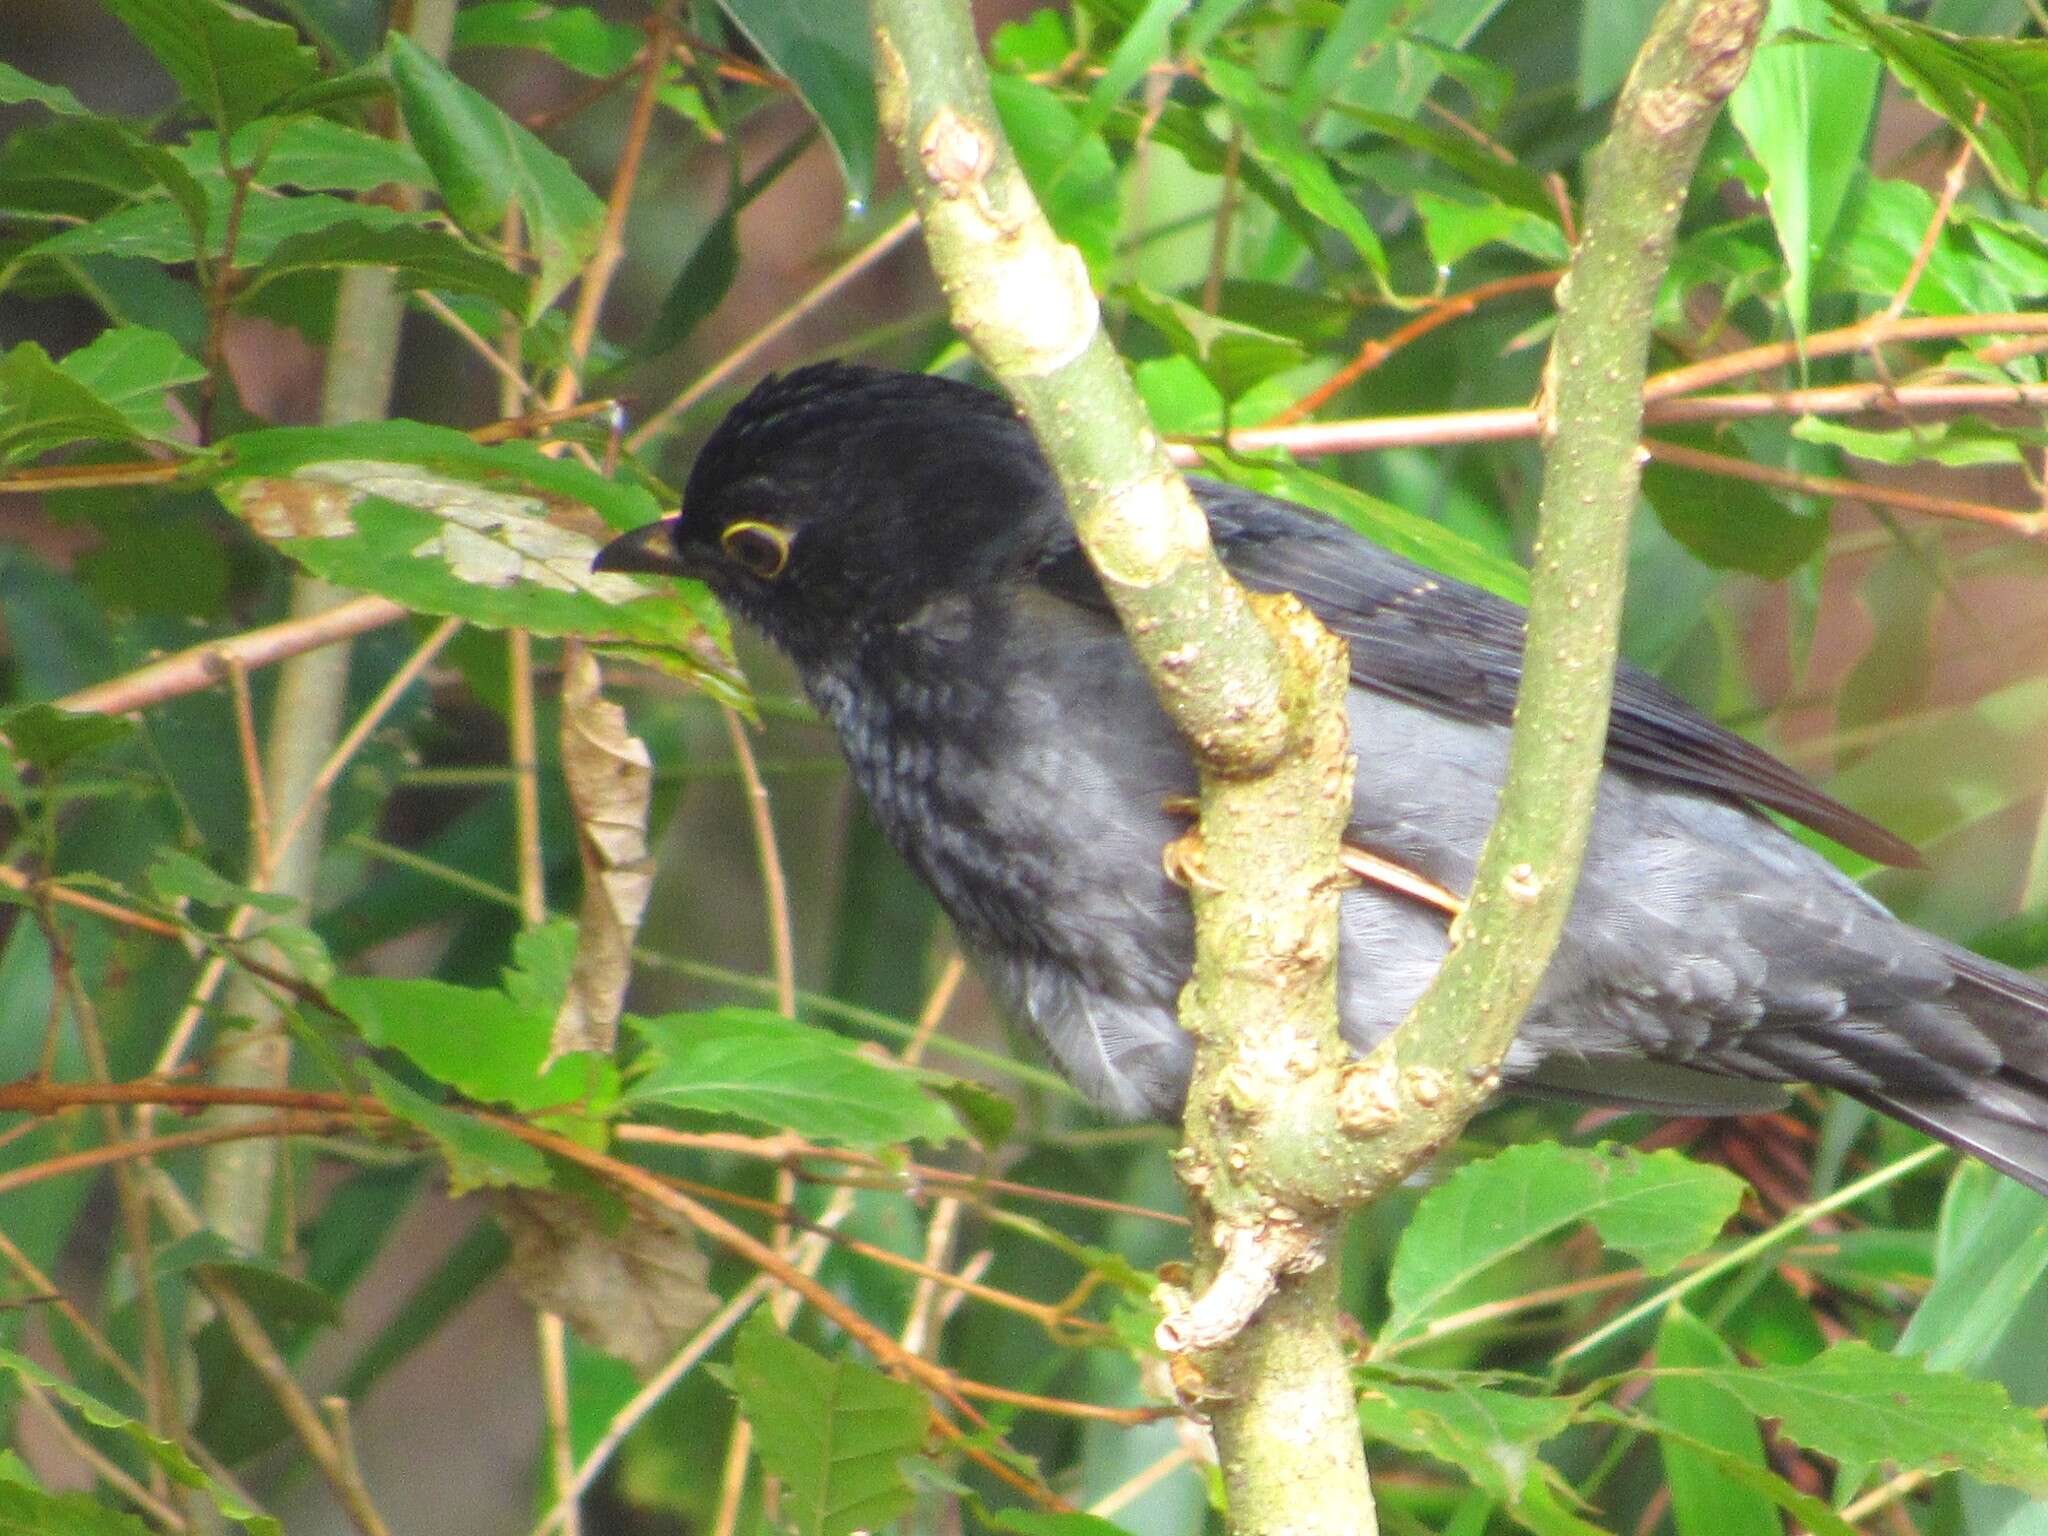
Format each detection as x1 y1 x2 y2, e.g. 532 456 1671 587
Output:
1853 946 2048 1200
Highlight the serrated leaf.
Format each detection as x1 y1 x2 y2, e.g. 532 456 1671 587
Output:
0 1483 153 1536
362 1061 553 1195
207 420 738 695
1413 189 1570 269
625 1009 962 1147
0 1347 279 1534
1661 1341 2048 1496
0 704 136 774
244 221 529 311
386 32 604 314
177 117 431 191
1122 284 1306 400
101 0 323 135
58 326 206 440
0 62 86 116
1383 1144 1746 1342
332 969 619 1116
1598 1402 1859 1536
1824 1 2048 202
1353 1367 1578 1503
1730 2 1884 333
0 342 145 465
715 1 874 205
33 189 427 267
730 1315 926 1536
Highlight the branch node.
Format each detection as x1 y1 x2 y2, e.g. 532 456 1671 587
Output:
1154 1221 1323 1354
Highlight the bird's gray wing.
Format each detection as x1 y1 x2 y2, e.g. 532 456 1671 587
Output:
1187 478 1920 867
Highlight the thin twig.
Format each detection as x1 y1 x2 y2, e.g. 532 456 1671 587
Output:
625 209 920 451
536 1312 582 1536
721 706 797 1016
224 657 271 875
1882 113 1980 322
508 629 548 927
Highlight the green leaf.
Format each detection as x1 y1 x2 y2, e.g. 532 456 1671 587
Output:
993 74 1121 279
1204 458 1531 604
243 221 529 311
1082 0 1191 129
1578 0 1662 105
1729 2 1885 333
33 189 427 267
100 0 323 135
992 1515 1139 1536
1353 1367 1578 1503
177 117 431 192
453 2 645 77
147 848 298 914
0 342 148 466
331 973 618 1117
0 1483 153 1536
362 1061 553 1195
385 32 604 314
1643 425 1827 578
715 1 875 206
207 420 738 696
625 1009 962 1147
57 326 207 442
729 1315 926 1536
1658 1341 2048 1496
0 1347 280 1534
1794 413 2034 468
1824 1 2048 202
1121 285 1306 400
637 208 739 358
0 704 135 774
1202 54 1389 281
1598 1404 1861 1536
1653 1308 1781 1536
1896 1162 2048 1374
1413 189 1570 269
1383 1144 1746 1342
0 62 86 116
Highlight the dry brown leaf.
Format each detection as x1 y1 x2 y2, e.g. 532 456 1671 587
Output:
550 642 653 1063
498 1190 717 1375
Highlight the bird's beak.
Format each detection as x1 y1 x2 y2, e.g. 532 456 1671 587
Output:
593 518 689 577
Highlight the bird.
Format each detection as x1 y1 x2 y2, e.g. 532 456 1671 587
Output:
596 361 2048 1197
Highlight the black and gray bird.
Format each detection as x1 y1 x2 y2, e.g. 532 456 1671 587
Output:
597 362 2048 1195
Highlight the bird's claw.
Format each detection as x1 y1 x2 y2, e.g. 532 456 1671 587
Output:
1162 831 1224 893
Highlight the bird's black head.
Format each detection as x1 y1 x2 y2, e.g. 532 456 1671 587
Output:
595 363 1070 663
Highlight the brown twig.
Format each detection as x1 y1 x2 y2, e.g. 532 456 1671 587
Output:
721 706 797 1016
1643 437 2043 536
1883 112 1980 322
1262 269 1562 426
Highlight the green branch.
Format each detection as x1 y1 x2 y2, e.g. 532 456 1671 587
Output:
869 2 1762 1533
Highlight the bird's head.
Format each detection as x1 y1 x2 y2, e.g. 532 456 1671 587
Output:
595 363 1068 661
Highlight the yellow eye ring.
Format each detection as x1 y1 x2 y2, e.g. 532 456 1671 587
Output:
720 520 790 579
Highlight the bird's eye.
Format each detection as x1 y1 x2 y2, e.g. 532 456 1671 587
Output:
720 520 790 579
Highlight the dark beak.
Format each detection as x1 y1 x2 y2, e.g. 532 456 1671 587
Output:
593 518 689 577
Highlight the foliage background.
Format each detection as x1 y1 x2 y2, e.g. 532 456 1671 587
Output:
5 1 2048 1534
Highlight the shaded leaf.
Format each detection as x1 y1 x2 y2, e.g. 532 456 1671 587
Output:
1354 1367 1578 1503
1896 1162 2048 1374
0 342 151 466
1643 426 1827 578
993 73 1121 278
0 1347 279 1534
453 1 644 77
1122 284 1306 400
0 1484 153 1536
362 1062 553 1196
1653 1307 1781 1536
1659 1341 2048 1496
1383 1144 1746 1341
499 1189 716 1374
0 704 135 774
715 1 875 206
177 117 430 191
1730 3 1884 332
1824 1 2048 202
625 1009 962 1147
101 0 323 134
386 32 604 313
147 848 298 914
245 221 528 311
33 189 427 267
730 1315 926 1536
